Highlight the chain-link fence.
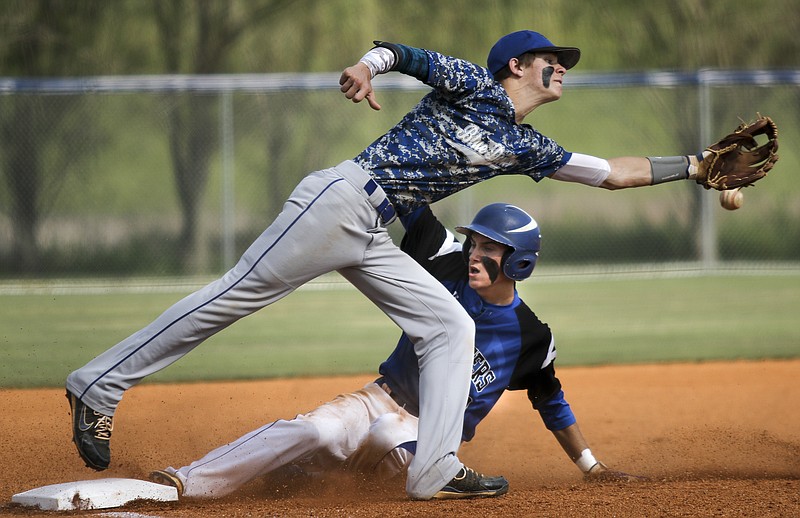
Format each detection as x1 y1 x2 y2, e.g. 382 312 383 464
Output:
1 71 798 279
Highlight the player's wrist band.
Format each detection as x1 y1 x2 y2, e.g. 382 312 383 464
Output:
575 448 598 473
648 154 705 184
688 152 705 180
647 155 691 184
359 47 396 78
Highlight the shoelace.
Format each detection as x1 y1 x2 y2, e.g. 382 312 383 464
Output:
464 467 484 477
92 412 114 440
455 467 483 482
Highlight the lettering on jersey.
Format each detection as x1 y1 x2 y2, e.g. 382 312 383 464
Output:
472 349 496 392
455 123 509 162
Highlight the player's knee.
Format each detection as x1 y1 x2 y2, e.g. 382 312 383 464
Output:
447 311 475 355
347 412 417 477
294 418 323 451
367 412 417 453
305 416 347 457
455 311 475 340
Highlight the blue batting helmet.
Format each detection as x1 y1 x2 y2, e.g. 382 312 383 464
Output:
455 203 541 281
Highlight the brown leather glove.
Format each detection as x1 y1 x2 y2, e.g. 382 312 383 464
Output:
697 114 778 190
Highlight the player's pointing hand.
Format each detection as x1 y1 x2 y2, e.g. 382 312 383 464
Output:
339 63 381 111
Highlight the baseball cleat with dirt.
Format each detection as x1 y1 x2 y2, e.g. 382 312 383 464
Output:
432 466 509 499
66 391 114 471
150 469 185 496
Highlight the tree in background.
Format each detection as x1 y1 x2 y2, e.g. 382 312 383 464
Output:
1 0 797 275
560 0 800 258
150 0 297 273
0 0 111 273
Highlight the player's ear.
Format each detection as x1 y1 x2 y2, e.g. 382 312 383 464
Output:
507 57 525 77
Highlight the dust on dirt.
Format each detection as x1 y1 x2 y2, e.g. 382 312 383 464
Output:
2 360 798 517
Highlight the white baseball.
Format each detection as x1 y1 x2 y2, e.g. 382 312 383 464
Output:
720 188 743 210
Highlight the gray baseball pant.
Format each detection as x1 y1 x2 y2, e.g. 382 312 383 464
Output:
66 160 474 499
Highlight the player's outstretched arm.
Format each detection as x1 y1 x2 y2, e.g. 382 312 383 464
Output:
550 422 590 466
574 115 778 191
602 155 708 190
550 152 703 190
550 422 647 482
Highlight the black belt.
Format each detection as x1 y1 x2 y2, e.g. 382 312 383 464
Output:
363 179 396 224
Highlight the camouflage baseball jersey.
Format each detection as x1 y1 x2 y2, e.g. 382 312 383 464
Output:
352 44 572 217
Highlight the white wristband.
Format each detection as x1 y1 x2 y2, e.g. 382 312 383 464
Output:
687 152 707 180
575 448 598 473
358 47 396 78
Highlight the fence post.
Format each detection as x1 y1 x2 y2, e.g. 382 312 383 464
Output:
698 71 718 268
220 90 236 271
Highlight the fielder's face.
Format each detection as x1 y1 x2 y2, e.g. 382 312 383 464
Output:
525 52 566 102
466 233 515 304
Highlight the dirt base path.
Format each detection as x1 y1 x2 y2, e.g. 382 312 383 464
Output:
2 360 799 516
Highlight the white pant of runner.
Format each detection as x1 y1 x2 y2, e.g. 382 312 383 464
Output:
163 382 418 498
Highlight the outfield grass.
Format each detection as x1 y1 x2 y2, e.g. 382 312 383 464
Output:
1 272 798 388
519 273 800 365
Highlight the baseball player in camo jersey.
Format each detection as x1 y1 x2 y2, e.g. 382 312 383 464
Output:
148 203 643 499
67 30 709 500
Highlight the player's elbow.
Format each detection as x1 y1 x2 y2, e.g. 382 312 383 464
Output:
600 171 650 190
602 158 652 190
598 177 629 190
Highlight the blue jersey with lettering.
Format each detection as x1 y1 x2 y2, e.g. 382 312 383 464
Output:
352 45 572 217
379 207 575 441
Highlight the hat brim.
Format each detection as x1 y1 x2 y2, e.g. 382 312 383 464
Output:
455 225 514 248
530 46 581 70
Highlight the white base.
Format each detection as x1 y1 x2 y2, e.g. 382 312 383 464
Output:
11 478 178 511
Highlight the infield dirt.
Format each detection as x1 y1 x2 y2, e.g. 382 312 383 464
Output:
2 360 798 516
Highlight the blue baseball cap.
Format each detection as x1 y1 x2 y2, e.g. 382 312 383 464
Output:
487 30 581 74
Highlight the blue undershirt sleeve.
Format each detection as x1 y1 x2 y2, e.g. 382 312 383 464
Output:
537 389 577 431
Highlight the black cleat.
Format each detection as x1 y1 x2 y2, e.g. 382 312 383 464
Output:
150 469 184 496
432 466 509 499
66 391 113 471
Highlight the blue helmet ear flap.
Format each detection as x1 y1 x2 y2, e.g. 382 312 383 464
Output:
503 249 539 280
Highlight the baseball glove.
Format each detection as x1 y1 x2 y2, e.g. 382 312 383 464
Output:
697 114 779 190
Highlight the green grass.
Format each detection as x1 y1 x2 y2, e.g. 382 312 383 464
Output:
1 273 798 388
518 274 800 365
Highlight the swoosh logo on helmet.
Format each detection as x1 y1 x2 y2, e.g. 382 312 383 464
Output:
507 219 538 233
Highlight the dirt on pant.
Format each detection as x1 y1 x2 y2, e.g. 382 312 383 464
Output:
2 360 799 517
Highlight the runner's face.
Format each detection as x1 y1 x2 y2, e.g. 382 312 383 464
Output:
467 234 507 288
